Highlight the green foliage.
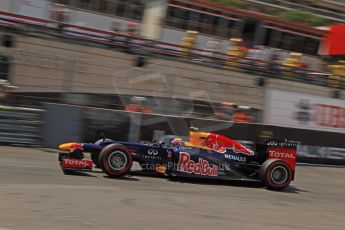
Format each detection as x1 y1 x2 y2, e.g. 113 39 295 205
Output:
277 9 330 26
205 0 242 8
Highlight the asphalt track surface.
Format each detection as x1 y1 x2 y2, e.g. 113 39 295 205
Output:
0 147 344 230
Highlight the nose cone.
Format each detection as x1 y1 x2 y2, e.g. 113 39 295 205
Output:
59 142 77 150
58 142 83 152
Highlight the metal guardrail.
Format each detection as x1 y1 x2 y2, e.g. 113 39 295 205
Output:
0 105 43 146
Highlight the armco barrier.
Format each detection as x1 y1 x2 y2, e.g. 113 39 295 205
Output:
0 105 43 145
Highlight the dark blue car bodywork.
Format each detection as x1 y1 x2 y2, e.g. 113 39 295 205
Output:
79 138 267 181
58 134 297 190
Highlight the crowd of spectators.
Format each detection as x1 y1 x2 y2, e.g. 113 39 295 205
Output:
45 4 345 89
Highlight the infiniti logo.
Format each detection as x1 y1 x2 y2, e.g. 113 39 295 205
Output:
267 141 278 146
148 149 158 155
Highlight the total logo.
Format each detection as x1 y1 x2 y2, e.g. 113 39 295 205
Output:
62 159 93 168
269 151 295 159
177 152 218 177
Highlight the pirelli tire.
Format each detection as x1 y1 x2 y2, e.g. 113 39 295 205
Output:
260 159 292 190
99 144 133 177
92 139 113 168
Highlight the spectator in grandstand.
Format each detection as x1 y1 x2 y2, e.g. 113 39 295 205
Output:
282 52 304 78
124 22 139 53
328 60 345 88
125 103 153 113
126 22 139 36
233 106 255 123
180 31 198 58
0 80 16 105
203 38 223 65
49 3 70 32
244 45 266 73
0 81 6 103
269 48 282 76
205 39 220 57
246 46 264 60
124 96 153 113
109 22 121 47
212 102 235 121
226 38 247 70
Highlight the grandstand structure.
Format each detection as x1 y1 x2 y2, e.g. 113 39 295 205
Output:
0 11 340 113
0 0 327 56
0 0 342 120
237 0 345 23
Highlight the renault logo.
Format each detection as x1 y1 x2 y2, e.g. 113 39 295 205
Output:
148 149 158 155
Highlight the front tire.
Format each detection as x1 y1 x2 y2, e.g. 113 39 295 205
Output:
260 159 292 190
99 144 133 177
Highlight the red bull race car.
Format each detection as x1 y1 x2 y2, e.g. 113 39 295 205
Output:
58 130 297 190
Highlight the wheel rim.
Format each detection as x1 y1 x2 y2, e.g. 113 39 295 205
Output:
271 166 288 184
108 151 127 170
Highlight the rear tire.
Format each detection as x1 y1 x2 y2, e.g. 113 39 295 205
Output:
260 159 292 190
99 144 133 177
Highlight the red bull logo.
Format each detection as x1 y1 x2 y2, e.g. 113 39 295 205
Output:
190 133 254 156
177 152 218 177
229 143 254 156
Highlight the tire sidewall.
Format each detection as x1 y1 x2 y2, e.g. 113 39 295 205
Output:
99 144 133 177
261 159 292 190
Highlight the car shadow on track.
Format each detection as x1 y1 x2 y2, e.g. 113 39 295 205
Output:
170 177 309 193
63 171 97 177
74 169 308 193
130 170 263 189
103 175 140 181
275 186 309 194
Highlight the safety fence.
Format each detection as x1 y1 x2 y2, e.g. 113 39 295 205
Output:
0 105 43 146
0 11 340 90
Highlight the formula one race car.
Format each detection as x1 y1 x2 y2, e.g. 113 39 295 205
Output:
58 129 297 190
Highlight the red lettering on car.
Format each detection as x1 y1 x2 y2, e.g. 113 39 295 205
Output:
177 152 218 176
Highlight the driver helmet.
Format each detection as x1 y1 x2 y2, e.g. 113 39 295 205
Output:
171 138 184 147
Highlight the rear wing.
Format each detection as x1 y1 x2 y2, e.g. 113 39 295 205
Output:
266 140 297 173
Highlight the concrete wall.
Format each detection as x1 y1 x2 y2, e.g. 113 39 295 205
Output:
0 0 12 12
3 33 343 110
68 8 139 31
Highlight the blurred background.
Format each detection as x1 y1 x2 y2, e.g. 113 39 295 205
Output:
0 0 345 164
